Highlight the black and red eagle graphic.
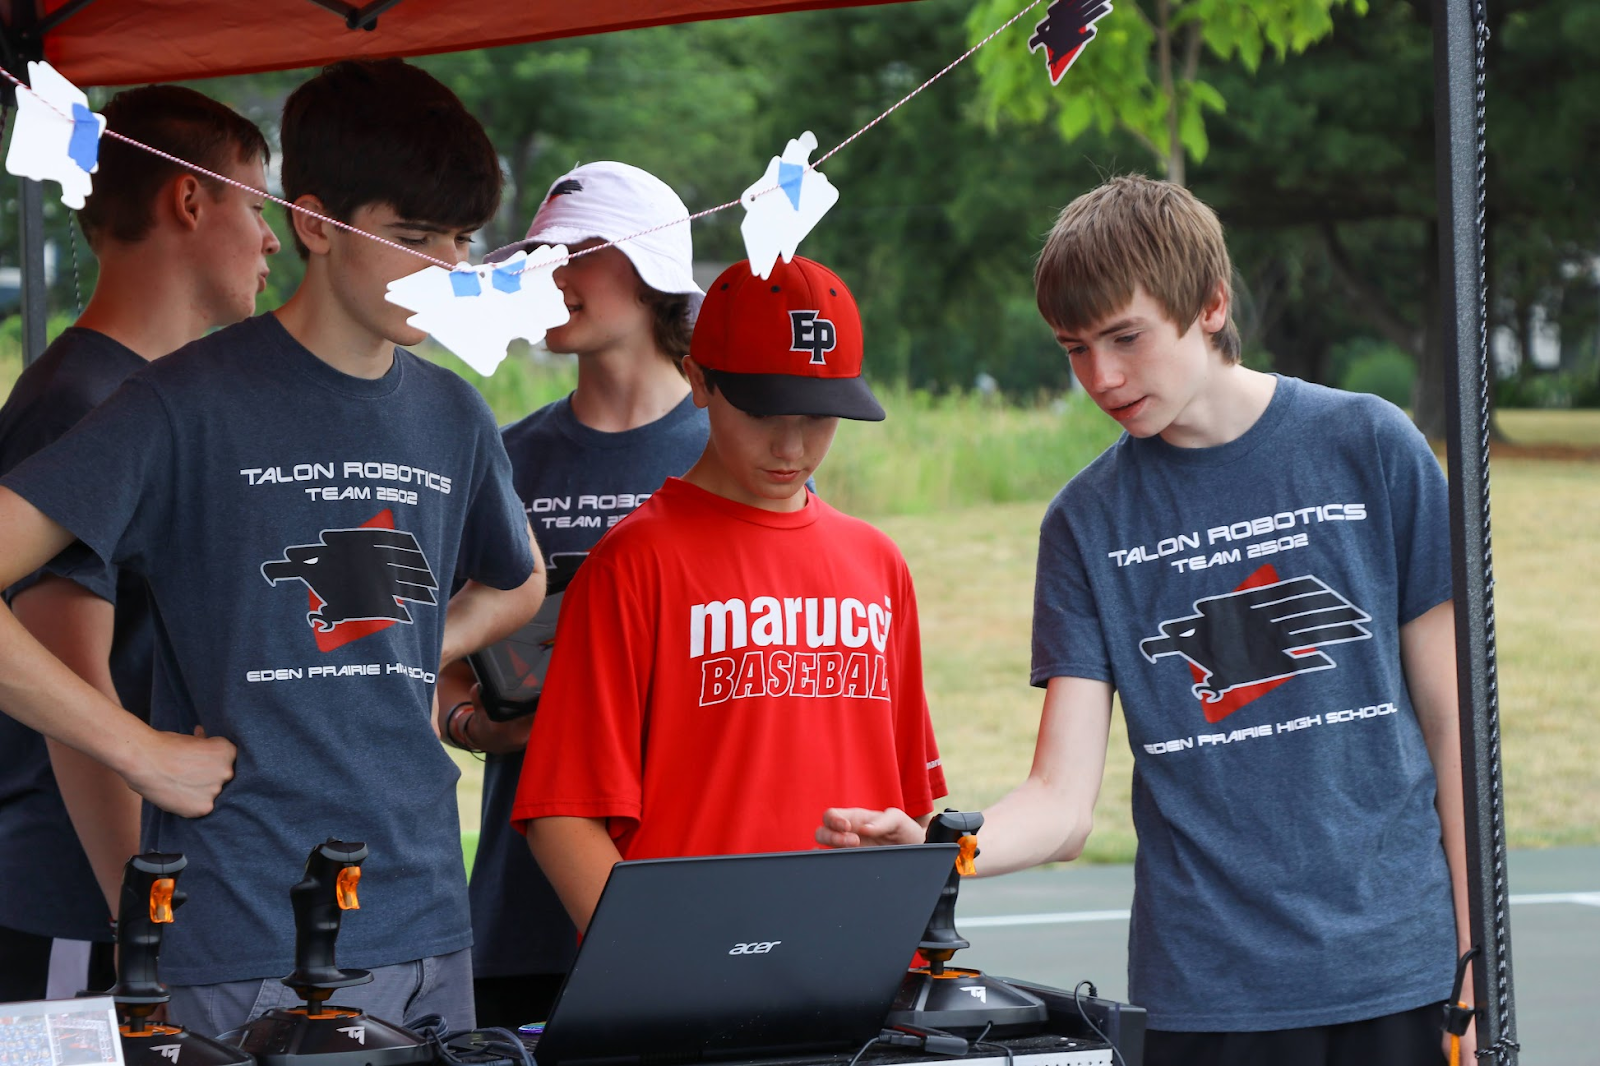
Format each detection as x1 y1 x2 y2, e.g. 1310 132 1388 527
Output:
1028 0 1114 85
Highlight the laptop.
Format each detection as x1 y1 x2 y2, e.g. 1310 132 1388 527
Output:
528 844 959 1066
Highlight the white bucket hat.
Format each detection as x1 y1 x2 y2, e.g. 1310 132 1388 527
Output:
488 161 703 313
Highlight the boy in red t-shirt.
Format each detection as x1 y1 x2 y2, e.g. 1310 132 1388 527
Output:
512 255 947 932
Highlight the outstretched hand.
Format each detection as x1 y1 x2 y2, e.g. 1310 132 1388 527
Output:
816 807 924 848
123 726 236 818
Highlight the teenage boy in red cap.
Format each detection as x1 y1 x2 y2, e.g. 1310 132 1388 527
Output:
512 256 947 934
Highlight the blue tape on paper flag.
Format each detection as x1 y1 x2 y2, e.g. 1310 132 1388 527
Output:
450 270 482 297
492 264 522 294
778 161 804 210
68 103 101 174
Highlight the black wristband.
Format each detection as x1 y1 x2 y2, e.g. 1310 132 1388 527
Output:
445 700 480 751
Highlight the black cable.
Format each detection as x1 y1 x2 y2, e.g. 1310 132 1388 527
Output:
846 1032 884 1066
1073 981 1126 1066
966 1020 1010 1066
969 1038 1013 1066
426 1025 536 1066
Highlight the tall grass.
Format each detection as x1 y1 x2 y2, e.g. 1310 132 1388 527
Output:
421 343 578 425
819 386 1123 516
0 312 75 395
422 347 1125 517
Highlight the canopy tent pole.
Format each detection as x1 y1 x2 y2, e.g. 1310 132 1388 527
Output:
1430 0 1518 1059
18 176 47 364
1 4 48 366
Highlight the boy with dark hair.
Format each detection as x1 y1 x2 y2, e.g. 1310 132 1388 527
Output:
512 256 946 935
0 59 543 1034
440 161 710 1027
0 83 278 1003
821 175 1468 1065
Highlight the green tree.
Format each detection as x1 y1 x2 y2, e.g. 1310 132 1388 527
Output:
1193 0 1600 434
735 0 1132 393
968 0 1366 185
418 24 766 259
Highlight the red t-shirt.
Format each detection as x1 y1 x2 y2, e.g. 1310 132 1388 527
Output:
512 477 946 860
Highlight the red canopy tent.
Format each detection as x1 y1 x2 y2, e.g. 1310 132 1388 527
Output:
3 0 906 87
0 2 1521 1058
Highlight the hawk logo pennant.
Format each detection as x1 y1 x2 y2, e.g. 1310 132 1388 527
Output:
1028 0 1114 85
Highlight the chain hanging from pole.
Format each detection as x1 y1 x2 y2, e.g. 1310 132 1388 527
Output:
67 209 83 316
1465 0 1517 1060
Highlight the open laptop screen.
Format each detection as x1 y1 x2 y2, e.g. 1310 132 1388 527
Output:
532 844 959 1066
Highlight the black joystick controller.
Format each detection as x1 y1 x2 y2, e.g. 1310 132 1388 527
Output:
225 841 430 1066
283 840 373 1000
886 812 1048 1036
95 852 254 1066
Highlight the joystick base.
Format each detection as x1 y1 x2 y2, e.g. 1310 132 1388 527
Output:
224 1006 432 1066
120 1024 254 1066
887 968 1049 1037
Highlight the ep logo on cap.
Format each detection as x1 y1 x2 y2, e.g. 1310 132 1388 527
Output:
789 310 836 365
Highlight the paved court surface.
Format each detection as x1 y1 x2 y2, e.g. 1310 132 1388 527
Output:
950 847 1598 1065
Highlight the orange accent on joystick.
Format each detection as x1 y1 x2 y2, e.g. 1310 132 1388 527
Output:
956 836 978 877
150 878 176 923
336 866 361 910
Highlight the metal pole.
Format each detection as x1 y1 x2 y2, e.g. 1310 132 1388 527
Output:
4 1 49 367
18 175 48 365
1430 0 1517 1059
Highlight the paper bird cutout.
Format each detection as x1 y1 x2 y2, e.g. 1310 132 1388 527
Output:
385 248 570 376
4 61 106 209
1028 0 1114 85
740 131 840 280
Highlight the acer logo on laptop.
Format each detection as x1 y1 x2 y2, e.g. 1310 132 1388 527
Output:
728 941 782 955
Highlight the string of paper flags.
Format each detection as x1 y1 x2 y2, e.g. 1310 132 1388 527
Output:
1 0 1111 376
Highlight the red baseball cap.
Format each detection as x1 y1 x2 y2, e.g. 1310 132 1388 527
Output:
689 256 884 421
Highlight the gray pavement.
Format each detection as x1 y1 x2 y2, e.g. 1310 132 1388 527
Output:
949 847 1599 1065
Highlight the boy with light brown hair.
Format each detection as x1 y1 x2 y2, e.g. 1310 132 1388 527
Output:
822 175 1469 1066
0 84 278 1002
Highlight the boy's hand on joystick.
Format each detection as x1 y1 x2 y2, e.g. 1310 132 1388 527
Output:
816 806 924 848
123 726 236 817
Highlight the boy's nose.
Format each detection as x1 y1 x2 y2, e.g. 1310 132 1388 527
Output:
1082 351 1126 394
770 420 806 460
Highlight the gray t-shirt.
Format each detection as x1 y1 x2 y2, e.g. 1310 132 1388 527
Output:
1 314 535 985
471 393 707 978
0 327 152 942
1032 375 1455 1031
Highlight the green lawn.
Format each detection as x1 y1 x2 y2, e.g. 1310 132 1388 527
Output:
1496 408 1600 448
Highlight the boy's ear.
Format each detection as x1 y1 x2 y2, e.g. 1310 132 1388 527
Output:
683 356 713 410
290 194 335 256
167 173 207 235
1199 280 1230 337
